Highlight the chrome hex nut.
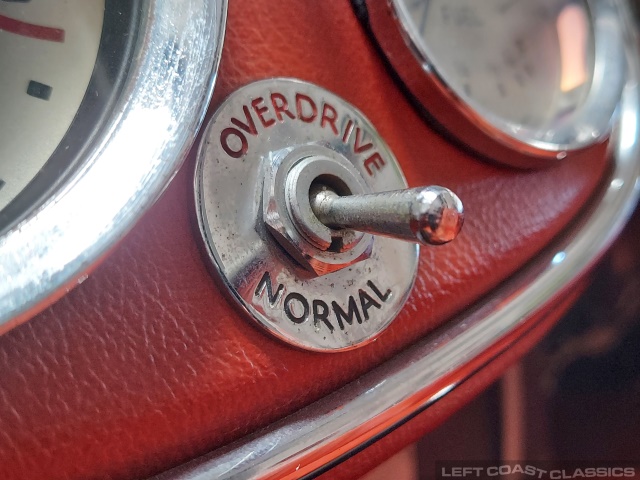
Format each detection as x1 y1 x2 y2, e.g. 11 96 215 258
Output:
262 146 374 276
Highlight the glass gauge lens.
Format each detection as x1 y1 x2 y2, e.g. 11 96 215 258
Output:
404 0 594 130
367 0 628 167
0 0 104 211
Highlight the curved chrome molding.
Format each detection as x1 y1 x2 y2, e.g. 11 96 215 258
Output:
159 8 640 480
0 0 227 333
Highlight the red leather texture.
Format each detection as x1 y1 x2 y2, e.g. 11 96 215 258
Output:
0 1 610 479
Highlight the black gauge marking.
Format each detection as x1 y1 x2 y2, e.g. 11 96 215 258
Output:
27 80 52 101
418 2 428 34
408 0 429 35
441 5 483 28
407 0 426 10
440 5 450 24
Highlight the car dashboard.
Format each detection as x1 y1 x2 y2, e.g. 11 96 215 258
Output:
0 1 639 479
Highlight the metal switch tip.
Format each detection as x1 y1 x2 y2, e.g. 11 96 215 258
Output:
310 185 464 246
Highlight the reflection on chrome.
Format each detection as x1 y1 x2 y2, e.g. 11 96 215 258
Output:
551 251 566 265
557 3 589 93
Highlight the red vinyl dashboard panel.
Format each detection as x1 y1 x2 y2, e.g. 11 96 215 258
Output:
0 1 611 479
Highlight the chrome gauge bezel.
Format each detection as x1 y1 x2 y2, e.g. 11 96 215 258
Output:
0 0 227 333
360 0 628 168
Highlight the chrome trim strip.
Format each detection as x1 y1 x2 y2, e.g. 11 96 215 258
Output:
0 0 228 333
159 8 640 480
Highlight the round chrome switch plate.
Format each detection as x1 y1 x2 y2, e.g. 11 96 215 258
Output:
195 78 418 352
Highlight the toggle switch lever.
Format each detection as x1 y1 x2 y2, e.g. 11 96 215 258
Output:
310 185 464 246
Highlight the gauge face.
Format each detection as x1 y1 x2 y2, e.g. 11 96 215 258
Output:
0 0 105 212
401 0 594 130
363 0 627 167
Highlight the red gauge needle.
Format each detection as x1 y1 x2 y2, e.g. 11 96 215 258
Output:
0 14 64 42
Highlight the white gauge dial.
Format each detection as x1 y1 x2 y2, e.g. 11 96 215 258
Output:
364 0 627 167
0 0 104 211
406 0 593 129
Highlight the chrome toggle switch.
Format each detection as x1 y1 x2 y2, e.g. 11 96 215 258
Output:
310 185 464 246
195 78 464 351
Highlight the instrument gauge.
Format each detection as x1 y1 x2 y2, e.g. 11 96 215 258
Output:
361 0 628 168
0 0 227 332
